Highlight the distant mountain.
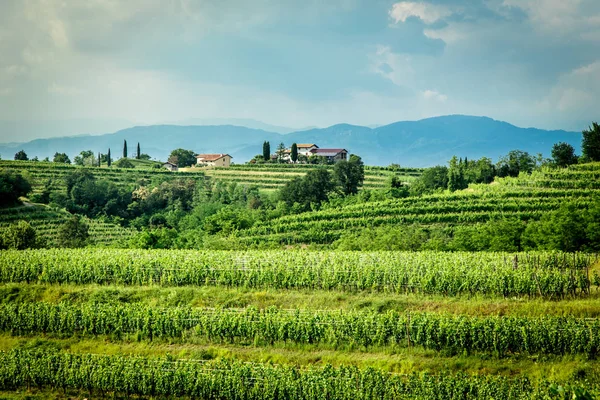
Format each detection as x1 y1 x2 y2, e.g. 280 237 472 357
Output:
0 115 582 167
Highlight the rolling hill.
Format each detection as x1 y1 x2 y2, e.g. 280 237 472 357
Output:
0 115 582 167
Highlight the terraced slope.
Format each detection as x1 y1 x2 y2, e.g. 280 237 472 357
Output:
0 205 134 247
0 160 207 197
236 163 600 245
200 164 423 190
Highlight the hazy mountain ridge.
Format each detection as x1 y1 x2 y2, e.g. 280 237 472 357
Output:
0 115 581 167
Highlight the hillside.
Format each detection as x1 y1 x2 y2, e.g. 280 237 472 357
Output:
0 115 582 167
235 162 600 246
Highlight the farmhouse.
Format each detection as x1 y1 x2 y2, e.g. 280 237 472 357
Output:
309 148 348 162
162 161 178 171
196 153 233 167
296 144 319 157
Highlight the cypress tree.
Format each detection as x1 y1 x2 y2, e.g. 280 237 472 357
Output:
98 152 101 167
107 149 112 167
263 141 271 161
291 143 298 163
123 140 127 158
137 142 140 160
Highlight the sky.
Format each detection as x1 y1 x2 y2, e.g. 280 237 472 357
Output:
0 0 599 142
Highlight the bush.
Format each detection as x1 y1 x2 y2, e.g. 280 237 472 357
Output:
0 221 40 250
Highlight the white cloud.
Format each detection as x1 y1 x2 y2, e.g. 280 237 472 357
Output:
389 2 452 24
422 89 448 102
423 26 466 44
48 83 83 96
502 0 599 33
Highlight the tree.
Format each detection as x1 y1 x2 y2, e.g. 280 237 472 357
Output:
73 150 95 166
168 148 196 167
496 150 536 177
447 156 467 192
114 158 135 168
333 154 365 195
291 143 298 163
409 166 449 196
14 150 28 161
57 214 89 248
52 152 71 164
280 168 334 211
276 142 286 162
138 153 151 160
107 148 112 167
97 152 101 167
551 142 578 167
0 221 39 250
136 142 141 160
582 122 600 162
263 141 271 161
0 170 31 206
123 140 128 158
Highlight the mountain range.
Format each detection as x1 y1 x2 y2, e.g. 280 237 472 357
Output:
0 115 582 167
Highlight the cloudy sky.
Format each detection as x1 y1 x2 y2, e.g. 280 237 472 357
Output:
0 0 599 141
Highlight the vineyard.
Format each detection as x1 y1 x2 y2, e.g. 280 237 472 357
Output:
1 161 600 398
0 248 598 398
236 163 600 245
0 205 134 247
199 164 422 190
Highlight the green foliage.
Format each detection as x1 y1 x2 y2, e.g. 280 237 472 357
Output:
0 169 31 206
410 165 449 195
496 150 536 177
581 122 600 162
107 148 112 167
291 143 298 162
203 206 255 234
0 349 592 399
552 142 578 167
522 200 599 252
447 156 467 192
333 154 364 195
13 150 28 161
57 214 89 248
279 168 334 211
262 141 270 161
123 139 127 158
168 148 196 167
114 158 135 168
0 220 39 250
73 150 95 166
52 152 70 164
136 142 141 159
0 249 594 298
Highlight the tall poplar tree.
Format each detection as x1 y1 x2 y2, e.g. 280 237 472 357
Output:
123 140 128 158
136 142 141 160
107 148 112 167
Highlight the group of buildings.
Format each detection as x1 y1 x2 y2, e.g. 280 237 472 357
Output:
162 143 348 171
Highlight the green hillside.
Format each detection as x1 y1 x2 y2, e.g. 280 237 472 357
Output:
0 204 135 247
235 162 600 246
200 164 422 190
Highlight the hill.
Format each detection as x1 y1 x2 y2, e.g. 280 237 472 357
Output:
0 115 582 167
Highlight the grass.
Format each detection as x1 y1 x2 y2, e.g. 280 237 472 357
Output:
0 334 596 383
2 283 599 317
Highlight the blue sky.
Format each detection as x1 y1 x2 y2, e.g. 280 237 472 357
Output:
0 0 599 141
